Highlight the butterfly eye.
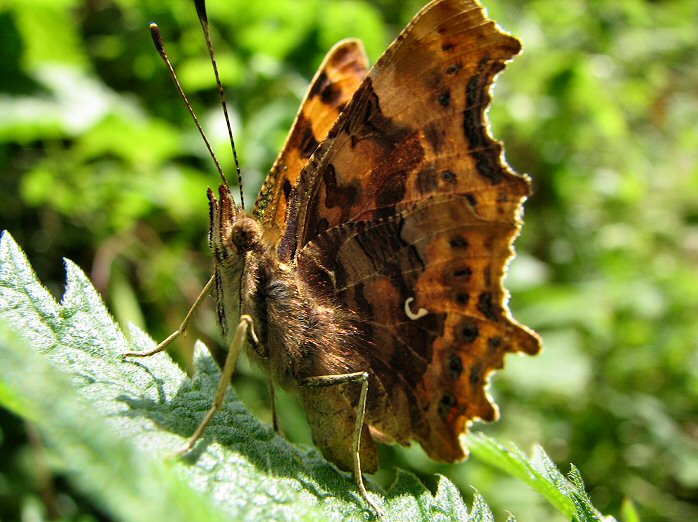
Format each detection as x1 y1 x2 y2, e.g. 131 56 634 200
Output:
231 218 261 250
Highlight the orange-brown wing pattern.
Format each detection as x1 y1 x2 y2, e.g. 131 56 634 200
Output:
291 0 541 462
280 0 528 259
298 194 540 462
253 40 369 247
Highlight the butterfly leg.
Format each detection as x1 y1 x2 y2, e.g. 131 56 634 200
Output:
246 323 266 357
176 313 252 455
245 324 281 433
268 381 282 434
299 371 383 516
122 275 216 358
241 326 280 433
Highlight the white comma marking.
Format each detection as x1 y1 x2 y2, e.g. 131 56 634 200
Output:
404 297 428 320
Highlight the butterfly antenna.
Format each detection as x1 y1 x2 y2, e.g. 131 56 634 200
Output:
149 23 230 189
194 0 245 210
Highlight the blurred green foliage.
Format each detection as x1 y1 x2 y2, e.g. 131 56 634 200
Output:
0 0 696 520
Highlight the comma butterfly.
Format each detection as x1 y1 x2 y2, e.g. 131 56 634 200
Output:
125 0 541 514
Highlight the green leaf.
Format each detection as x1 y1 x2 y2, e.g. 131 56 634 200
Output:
0 322 231 522
620 498 641 522
467 433 616 522
469 491 496 522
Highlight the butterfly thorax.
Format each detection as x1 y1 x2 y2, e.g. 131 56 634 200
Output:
208 185 359 391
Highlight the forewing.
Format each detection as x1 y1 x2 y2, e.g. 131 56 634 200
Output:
253 39 369 246
279 0 528 261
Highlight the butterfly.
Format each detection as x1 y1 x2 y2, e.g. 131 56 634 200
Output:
126 0 541 515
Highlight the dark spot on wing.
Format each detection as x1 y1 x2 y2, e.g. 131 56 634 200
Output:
308 70 343 106
308 71 328 99
469 365 481 385
477 292 500 322
414 166 459 193
449 237 468 249
488 336 502 351
453 267 472 278
320 83 343 106
455 293 470 306
448 353 463 379
300 127 320 158
439 393 457 418
442 171 457 184
446 62 463 76
460 320 479 343
286 114 320 159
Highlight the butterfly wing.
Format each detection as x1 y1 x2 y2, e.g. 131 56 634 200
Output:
289 0 541 463
279 0 530 259
298 194 540 462
253 39 369 247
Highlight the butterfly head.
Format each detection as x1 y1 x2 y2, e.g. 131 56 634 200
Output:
207 184 261 268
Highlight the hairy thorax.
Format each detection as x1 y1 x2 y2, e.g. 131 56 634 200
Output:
246 249 360 391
